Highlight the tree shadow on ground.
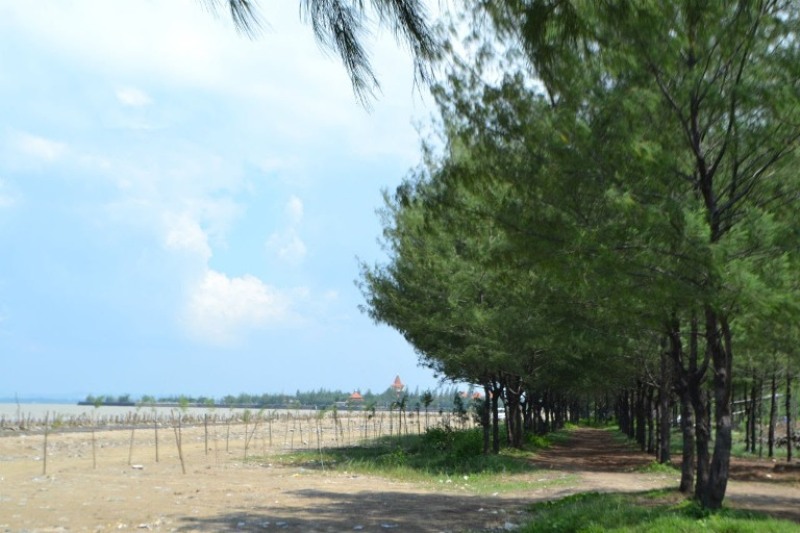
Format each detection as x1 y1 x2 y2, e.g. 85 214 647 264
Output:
728 459 800 483
725 491 800 523
174 488 533 532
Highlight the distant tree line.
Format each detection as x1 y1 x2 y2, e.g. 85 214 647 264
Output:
81 386 477 411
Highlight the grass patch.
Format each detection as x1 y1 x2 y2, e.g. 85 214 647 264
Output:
635 460 680 474
543 426 575 446
575 418 616 429
520 490 798 532
267 426 571 493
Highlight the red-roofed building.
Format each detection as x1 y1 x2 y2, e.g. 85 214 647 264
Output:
349 391 364 402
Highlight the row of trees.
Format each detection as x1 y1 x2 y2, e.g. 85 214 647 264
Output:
83 386 472 411
359 1 800 510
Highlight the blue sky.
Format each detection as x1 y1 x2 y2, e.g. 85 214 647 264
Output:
0 1 444 400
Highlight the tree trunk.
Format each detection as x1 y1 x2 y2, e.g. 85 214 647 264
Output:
646 386 656 455
554 393 565 429
683 312 711 504
692 385 712 504
744 381 752 453
482 383 491 454
678 386 695 493
768 371 777 458
505 380 524 448
636 381 647 451
626 390 635 439
531 394 542 435
491 383 502 454
617 391 629 436
669 316 693 492
706 310 733 509
787 371 793 463
659 339 672 464
522 392 534 432
749 376 759 454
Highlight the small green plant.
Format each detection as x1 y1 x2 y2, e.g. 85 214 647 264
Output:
385 446 408 467
452 393 468 427
421 425 482 459
421 390 434 430
526 434 551 449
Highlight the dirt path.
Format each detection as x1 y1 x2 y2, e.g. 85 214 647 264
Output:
529 427 800 522
1 426 799 532
529 427 678 494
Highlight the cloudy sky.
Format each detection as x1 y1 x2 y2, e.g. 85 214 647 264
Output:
0 1 445 400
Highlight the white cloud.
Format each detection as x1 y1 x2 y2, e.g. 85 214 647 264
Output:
267 196 307 264
183 269 297 345
285 195 303 223
158 210 307 344
267 230 307 264
163 212 212 260
116 87 152 107
16 132 66 161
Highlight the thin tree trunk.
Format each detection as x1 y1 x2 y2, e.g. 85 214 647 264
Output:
744 381 752 453
787 371 793 463
659 338 672 464
749 377 759 454
618 391 629 436
636 380 646 451
647 386 656 455
482 384 491 455
678 387 695 493
491 383 502 454
683 311 711 503
626 389 635 439
506 378 524 448
768 371 777 458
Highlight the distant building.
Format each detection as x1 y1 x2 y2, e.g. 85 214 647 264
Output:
392 375 404 393
348 391 364 402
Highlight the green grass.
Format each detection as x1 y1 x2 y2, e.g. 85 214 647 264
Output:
635 460 680 474
265 426 575 493
520 490 798 532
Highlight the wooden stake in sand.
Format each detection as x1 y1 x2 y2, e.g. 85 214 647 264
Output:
171 410 186 475
128 425 135 465
154 415 160 463
204 413 209 456
42 411 49 476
